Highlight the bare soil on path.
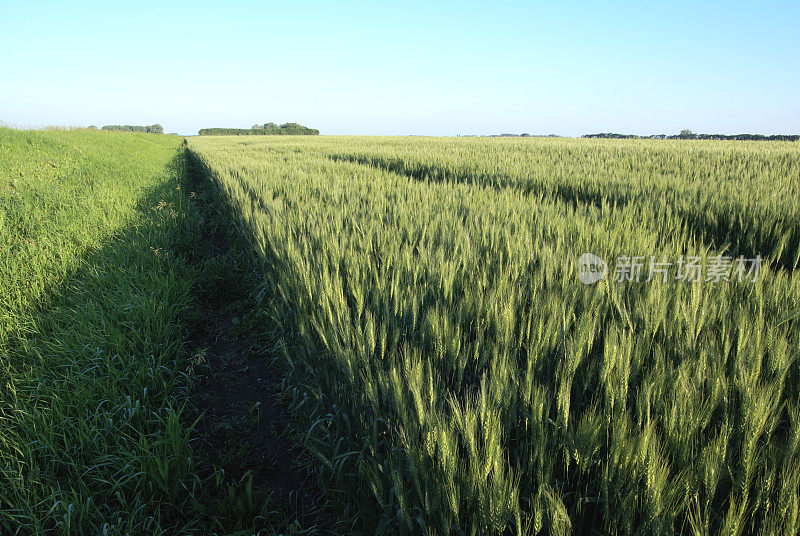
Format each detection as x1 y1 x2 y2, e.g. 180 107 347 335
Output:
186 151 336 534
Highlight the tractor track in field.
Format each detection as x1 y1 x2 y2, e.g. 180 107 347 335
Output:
185 147 337 534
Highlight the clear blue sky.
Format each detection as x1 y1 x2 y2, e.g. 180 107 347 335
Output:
2 1 798 136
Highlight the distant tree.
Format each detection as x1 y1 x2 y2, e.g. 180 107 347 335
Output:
101 124 163 134
198 122 319 136
582 133 638 139
583 130 797 142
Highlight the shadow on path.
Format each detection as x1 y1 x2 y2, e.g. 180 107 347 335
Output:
185 149 338 534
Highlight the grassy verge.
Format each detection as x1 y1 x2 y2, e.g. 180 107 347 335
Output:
0 129 206 534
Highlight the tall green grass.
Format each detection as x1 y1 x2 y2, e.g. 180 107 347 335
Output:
189 135 800 535
0 129 206 534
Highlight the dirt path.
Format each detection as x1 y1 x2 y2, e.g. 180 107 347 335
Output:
186 150 335 534
192 300 329 529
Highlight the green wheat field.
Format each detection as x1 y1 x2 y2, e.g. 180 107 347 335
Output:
2 127 799 535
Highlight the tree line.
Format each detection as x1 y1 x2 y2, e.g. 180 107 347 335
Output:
198 122 319 136
583 129 799 141
101 124 164 134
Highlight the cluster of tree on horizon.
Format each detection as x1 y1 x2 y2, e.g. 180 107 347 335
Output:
458 133 560 138
199 122 319 136
583 129 799 141
100 124 164 134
